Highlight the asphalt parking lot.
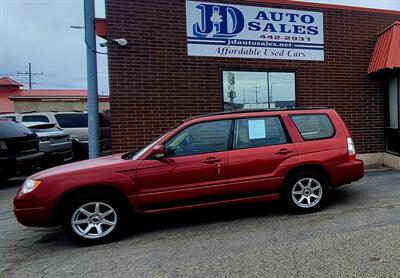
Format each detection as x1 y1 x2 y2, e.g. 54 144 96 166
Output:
1 169 400 278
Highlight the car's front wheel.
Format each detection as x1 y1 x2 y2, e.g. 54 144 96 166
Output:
61 192 127 245
282 171 329 214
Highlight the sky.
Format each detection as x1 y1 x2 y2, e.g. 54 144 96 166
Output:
0 0 400 94
0 0 108 94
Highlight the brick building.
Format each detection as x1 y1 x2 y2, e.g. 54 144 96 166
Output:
103 0 400 168
0 77 110 113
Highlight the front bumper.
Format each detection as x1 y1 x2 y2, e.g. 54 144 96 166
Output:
14 206 54 227
16 151 45 164
13 189 56 227
44 149 73 164
1 152 45 179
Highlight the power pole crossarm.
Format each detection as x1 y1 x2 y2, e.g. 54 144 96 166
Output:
17 62 43 89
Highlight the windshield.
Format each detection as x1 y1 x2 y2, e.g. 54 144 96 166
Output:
131 131 170 160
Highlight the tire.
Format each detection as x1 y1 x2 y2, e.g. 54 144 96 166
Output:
61 192 128 245
282 171 329 214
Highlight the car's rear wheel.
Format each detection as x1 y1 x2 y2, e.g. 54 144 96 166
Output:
61 192 127 245
282 171 329 214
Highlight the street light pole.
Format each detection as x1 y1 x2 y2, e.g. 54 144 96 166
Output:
84 0 100 158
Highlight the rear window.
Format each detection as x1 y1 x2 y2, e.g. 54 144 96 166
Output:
0 116 16 121
21 115 50 122
0 120 33 138
29 124 60 133
291 114 335 140
55 113 88 128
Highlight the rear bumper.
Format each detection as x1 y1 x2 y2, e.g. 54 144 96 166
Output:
330 159 364 187
39 140 72 153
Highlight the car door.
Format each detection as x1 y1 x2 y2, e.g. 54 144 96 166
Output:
228 116 297 196
136 119 232 210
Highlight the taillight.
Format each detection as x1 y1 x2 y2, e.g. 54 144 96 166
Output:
347 137 356 160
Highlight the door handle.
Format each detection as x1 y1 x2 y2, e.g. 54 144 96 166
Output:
274 148 293 155
200 157 222 164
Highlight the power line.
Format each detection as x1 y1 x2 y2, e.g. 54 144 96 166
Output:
17 63 43 89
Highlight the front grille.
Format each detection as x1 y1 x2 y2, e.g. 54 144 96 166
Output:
7 136 40 156
17 139 39 155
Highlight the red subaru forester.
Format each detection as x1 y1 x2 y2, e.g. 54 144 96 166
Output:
14 108 364 244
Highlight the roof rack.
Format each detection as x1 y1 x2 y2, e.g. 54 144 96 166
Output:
190 107 331 119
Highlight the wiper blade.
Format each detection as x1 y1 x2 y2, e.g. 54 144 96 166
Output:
122 149 140 160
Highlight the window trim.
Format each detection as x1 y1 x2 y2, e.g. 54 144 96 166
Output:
231 115 291 150
219 68 298 111
163 119 233 158
290 113 336 142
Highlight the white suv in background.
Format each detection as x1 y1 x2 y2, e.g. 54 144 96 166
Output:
1 112 111 160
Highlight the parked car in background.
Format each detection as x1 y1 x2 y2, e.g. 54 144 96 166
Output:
0 119 44 181
21 122 73 167
1 112 111 160
14 108 364 245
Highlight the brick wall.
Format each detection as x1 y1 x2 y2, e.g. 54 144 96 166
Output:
106 0 400 153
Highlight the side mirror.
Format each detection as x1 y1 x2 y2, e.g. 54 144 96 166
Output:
152 145 165 159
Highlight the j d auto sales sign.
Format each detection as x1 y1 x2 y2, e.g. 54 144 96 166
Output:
186 1 324 61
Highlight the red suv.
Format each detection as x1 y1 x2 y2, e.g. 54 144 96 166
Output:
14 108 364 244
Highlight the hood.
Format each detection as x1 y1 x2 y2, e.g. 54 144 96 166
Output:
32 153 138 180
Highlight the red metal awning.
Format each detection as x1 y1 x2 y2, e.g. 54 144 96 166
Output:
368 22 400 74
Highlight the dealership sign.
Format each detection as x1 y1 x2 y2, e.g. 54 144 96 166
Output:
186 1 324 61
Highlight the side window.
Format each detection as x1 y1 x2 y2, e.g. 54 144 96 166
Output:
291 114 335 140
21 115 50 122
165 120 232 157
234 117 288 149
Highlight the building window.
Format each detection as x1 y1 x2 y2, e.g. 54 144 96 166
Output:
222 70 296 111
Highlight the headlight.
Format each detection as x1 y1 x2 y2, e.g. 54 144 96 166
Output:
21 179 41 194
0 141 7 150
0 141 7 154
39 137 50 142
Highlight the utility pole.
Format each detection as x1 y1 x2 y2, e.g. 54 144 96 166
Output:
269 84 273 109
84 0 100 158
254 83 260 104
17 63 43 89
267 73 271 109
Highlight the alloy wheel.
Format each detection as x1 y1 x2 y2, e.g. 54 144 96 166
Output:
71 202 117 239
291 178 323 209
